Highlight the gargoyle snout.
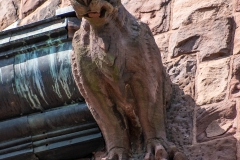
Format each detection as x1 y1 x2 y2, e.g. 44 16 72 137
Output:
88 0 115 18
71 0 116 19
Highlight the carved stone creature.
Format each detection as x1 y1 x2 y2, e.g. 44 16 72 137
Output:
70 0 186 159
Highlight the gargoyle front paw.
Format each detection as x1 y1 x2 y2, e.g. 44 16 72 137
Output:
101 147 130 160
144 139 188 160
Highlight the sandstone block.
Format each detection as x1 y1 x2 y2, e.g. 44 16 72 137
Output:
172 0 232 29
169 17 233 61
184 137 237 160
166 85 194 147
234 14 240 55
123 0 171 35
166 55 196 147
237 136 240 160
237 0 240 11
196 100 237 142
61 0 71 8
20 0 47 18
237 100 240 135
0 0 21 31
230 55 240 98
196 58 230 105
154 33 170 63
20 0 60 26
167 55 196 97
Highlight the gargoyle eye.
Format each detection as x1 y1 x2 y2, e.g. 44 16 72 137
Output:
76 0 85 5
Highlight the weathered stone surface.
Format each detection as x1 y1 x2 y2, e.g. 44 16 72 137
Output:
172 0 232 29
166 55 196 147
61 0 71 8
236 100 240 134
166 85 194 147
167 55 196 97
20 0 47 18
230 55 240 98
206 119 233 137
237 137 240 160
0 0 21 31
122 0 171 35
196 100 237 142
236 100 240 159
170 17 233 61
184 137 237 160
196 58 230 105
19 0 60 26
234 14 240 55
237 0 240 11
154 33 170 63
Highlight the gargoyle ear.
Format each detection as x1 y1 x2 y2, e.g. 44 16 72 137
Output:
70 0 85 18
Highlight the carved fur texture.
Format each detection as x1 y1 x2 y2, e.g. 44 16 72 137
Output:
70 0 186 159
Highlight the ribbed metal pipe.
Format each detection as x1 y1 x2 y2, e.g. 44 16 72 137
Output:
0 103 104 160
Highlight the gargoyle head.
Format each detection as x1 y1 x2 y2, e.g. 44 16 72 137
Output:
70 0 121 26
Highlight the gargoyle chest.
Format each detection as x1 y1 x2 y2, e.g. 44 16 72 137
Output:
90 35 124 81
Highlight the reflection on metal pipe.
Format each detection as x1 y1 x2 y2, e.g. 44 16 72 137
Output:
0 17 83 121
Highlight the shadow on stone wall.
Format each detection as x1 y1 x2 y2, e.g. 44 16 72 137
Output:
163 52 238 160
166 84 194 149
166 83 238 160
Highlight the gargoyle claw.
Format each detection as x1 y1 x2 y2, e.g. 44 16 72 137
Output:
144 139 168 160
144 139 188 160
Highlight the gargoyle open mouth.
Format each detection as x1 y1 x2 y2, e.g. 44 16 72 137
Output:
84 7 107 18
84 12 100 18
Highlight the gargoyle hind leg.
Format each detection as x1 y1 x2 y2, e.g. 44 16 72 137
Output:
131 80 168 160
78 63 130 160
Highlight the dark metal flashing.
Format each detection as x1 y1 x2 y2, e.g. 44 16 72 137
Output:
0 103 104 160
0 17 83 121
0 17 61 37
0 17 68 59
56 6 76 18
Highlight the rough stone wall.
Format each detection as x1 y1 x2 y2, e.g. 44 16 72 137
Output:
1 0 240 159
0 0 71 31
123 0 239 159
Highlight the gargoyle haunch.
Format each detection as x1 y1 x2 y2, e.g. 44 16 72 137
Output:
70 0 187 159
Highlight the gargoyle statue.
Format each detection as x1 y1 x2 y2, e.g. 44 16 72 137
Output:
70 0 187 159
